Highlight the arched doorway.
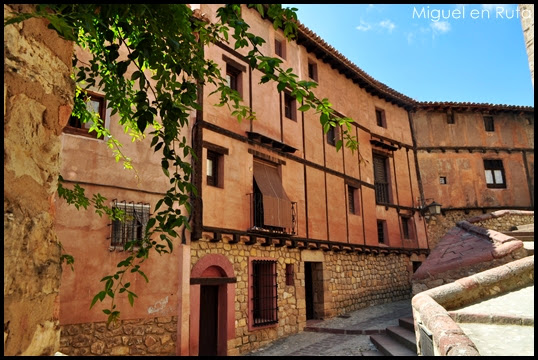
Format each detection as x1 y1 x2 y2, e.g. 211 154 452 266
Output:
190 254 236 356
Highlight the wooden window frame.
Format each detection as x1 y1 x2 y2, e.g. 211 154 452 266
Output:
327 125 341 147
274 37 286 59
377 220 387 244
483 115 495 132
285 264 294 286
373 153 391 204
308 60 318 82
63 90 106 139
284 92 296 121
347 184 360 215
375 108 386 128
484 159 506 189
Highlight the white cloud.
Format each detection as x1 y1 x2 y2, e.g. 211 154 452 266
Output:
379 19 396 33
356 19 372 31
430 21 451 33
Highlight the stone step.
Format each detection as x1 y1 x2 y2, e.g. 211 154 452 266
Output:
386 325 417 352
523 241 534 255
501 232 534 241
370 333 417 356
398 317 415 331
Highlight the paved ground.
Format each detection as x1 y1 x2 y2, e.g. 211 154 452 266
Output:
243 299 413 356
454 284 534 357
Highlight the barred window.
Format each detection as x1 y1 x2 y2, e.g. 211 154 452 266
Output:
110 200 150 250
250 259 278 328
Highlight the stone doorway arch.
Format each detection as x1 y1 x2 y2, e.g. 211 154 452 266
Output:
189 254 236 356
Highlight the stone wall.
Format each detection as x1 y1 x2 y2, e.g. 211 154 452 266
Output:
4 4 74 356
191 238 412 355
466 210 534 232
426 209 533 250
59 317 177 356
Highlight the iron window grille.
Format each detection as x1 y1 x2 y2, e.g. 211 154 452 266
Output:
377 220 386 244
251 260 278 327
109 200 150 251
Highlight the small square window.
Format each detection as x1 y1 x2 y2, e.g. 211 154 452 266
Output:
308 60 318 82
483 115 495 132
275 38 286 59
284 92 296 121
64 91 106 139
439 176 447 184
375 108 386 128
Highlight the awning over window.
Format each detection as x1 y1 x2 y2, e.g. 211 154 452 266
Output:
253 161 293 229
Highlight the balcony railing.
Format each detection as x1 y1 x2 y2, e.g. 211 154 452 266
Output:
375 182 390 204
248 193 297 236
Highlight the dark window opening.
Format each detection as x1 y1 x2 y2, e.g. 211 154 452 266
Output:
373 154 390 204
412 261 422 273
447 112 455 124
251 260 278 327
377 220 386 244
275 38 285 58
439 176 447 185
110 200 150 250
484 159 506 188
375 108 386 128
226 63 242 96
347 185 359 214
206 150 222 187
308 60 318 81
402 218 410 239
284 92 296 121
327 125 340 147
64 91 106 138
285 264 294 286
483 115 495 132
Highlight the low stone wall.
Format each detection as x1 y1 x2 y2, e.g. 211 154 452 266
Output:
411 256 534 356
426 209 534 250
466 210 534 231
59 316 177 356
192 238 413 355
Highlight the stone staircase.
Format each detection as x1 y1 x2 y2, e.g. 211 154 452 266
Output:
370 317 417 356
501 227 534 256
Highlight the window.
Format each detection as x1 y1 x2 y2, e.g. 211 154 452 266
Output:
483 115 495 132
327 125 340 147
252 160 294 234
308 60 318 82
110 200 150 250
274 38 285 59
226 63 242 95
439 176 447 185
447 112 455 124
285 264 294 286
284 92 296 121
249 259 278 328
377 220 387 244
206 150 222 187
64 91 106 138
401 216 415 240
484 159 506 188
373 154 391 204
375 108 386 128
347 185 359 215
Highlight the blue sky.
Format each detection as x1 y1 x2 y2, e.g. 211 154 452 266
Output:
284 4 534 106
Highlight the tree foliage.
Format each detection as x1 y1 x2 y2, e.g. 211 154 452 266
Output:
5 4 359 323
